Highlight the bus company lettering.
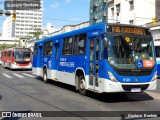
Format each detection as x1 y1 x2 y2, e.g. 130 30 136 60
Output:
92 31 99 35
60 62 75 67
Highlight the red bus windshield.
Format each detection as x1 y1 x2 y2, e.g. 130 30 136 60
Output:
14 49 31 62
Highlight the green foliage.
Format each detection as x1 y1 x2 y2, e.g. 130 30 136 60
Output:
0 43 16 51
29 28 43 40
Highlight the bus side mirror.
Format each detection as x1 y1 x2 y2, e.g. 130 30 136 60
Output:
103 38 108 48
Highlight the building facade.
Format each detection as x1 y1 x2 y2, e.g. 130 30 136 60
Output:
0 37 18 45
40 23 59 38
51 21 89 36
2 15 13 38
146 21 160 42
27 21 89 50
90 0 160 26
2 0 43 39
90 0 108 25
108 0 160 25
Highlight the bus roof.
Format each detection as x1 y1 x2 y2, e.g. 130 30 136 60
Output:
35 23 106 44
35 23 149 44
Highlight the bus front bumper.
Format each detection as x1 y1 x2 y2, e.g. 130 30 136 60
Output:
101 79 157 93
10 63 32 69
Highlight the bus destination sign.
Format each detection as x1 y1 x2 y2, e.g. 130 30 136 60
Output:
15 48 30 52
111 26 146 35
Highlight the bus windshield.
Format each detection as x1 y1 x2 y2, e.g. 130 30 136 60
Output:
106 35 155 69
14 51 31 62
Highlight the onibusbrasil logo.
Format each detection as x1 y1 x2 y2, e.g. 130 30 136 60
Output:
2 112 42 118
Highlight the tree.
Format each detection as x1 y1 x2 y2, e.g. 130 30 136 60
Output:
0 43 7 51
29 28 43 40
0 43 16 51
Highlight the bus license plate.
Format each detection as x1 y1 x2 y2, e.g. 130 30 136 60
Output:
131 88 141 92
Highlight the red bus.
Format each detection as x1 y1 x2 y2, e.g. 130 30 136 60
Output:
1 48 32 69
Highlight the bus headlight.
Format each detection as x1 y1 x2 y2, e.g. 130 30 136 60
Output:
151 72 157 82
107 71 118 82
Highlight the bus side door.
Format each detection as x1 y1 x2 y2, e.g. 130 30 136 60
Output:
88 37 100 91
53 43 60 80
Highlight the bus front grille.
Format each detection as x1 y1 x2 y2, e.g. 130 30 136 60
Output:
122 84 149 91
116 71 152 76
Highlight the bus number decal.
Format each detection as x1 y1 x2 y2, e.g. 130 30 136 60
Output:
123 78 130 82
60 58 66 61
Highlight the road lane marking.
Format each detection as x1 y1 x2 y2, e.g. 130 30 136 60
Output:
22 73 35 78
13 73 24 78
2 73 13 78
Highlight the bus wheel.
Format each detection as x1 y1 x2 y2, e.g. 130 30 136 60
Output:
43 69 48 83
78 75 86 95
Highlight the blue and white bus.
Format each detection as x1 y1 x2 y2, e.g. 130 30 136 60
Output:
32 23 157 95
154 41 160 77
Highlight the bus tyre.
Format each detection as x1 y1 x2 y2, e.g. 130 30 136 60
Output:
43 69 48 83
78 75 87 95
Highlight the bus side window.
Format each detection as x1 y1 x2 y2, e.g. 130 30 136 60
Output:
63 37 73 55
4 51 6 57
73 33 87 55
33 44 38 56
12 52 14 56
43 41 52 56
8 51 10 57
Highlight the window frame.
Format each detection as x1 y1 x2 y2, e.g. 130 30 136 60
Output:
33 44 38 56
73 33 87 55
62 36 74 56
129 0 134 11
43 41 53 56
62 33 87 56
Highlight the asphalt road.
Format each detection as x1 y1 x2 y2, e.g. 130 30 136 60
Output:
0 65 160 120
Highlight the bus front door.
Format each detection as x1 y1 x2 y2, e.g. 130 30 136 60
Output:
89 37 99 91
